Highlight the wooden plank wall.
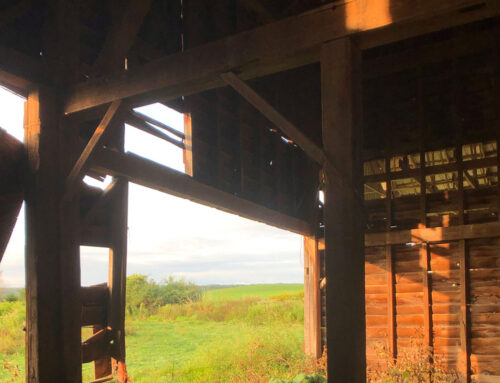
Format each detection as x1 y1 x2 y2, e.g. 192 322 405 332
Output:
360 19 500 381
301 18 500 381
364 237 500 381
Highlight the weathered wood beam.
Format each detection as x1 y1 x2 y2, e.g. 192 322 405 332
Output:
365 221 500 247
238 0 275 23
81 284 109 306
130 110 185 139
459 239 471 382
0 192 23 263
303 236 321 359
0 128 25 263
25 87 83 383
321 37 365 381
80 224 112 248
64 0 495 114
92 0 151 75
125 113 185 149
355 0 500 50
385 245 396 359
364 157 497 183
65 100 123 200
81 329 113 364
25 1 82 380
82 305 107 327
80 180 119 230
221 71 325 165
108 177 128 382
0 44 42 95
90 148 314 235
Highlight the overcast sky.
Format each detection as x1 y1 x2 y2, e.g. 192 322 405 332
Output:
0 87 303 287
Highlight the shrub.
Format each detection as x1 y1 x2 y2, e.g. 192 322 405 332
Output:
126 274 202 316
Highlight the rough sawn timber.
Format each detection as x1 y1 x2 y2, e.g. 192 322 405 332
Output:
90 148 313 235
64 0 497 114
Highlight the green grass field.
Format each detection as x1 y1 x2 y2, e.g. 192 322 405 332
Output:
1 284 323 383
204 284 304 301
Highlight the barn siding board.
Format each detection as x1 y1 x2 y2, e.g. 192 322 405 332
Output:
357 19 500 381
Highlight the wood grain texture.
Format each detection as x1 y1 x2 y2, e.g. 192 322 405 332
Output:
221 71 325 165
303 236 321 358
90 148 313 235
321 37 365 381
64 0 496 114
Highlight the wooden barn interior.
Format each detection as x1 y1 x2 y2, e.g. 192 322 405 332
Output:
1 0 500 382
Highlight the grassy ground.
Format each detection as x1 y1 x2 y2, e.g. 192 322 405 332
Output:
204 284 304 301
1 284 321 383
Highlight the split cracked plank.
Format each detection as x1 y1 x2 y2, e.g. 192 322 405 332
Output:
64 100 123 200
64 0 497 114
221 71 325 165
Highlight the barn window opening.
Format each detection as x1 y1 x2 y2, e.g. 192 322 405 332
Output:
124 103 192 175
122 184 307 381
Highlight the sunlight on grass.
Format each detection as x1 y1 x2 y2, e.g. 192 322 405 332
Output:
0 284 323 383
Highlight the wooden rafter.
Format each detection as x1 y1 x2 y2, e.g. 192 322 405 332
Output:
221 71 325 165
238 0 275 23
129 110 185 139
90 148 314 235
64 100 123 200
125 113 185 149
64 0 498 114
92 0 151 75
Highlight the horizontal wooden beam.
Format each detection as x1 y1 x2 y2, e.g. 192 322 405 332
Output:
0 44 42 96
221 71 325 165
91 0 151 76
125 113 185 149
80 225 112 248
365 221 500 247
90 148 314 235
81 328 112 363
64 0 495 114
64 100 123 200
364 157 497 183
82 305 107 327
130 110 185 139
80 284 109 306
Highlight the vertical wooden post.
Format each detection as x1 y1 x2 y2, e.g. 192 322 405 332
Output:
385 158 396 359
420 243 432 349
321 37 365 381
459 239 470 382
386 245 396 359
184 113 194 176
108 123 129 382
24 2 82 381
24 88 82 382
304 236 321 359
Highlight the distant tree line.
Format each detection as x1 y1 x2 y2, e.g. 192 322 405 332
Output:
126 274 202 315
